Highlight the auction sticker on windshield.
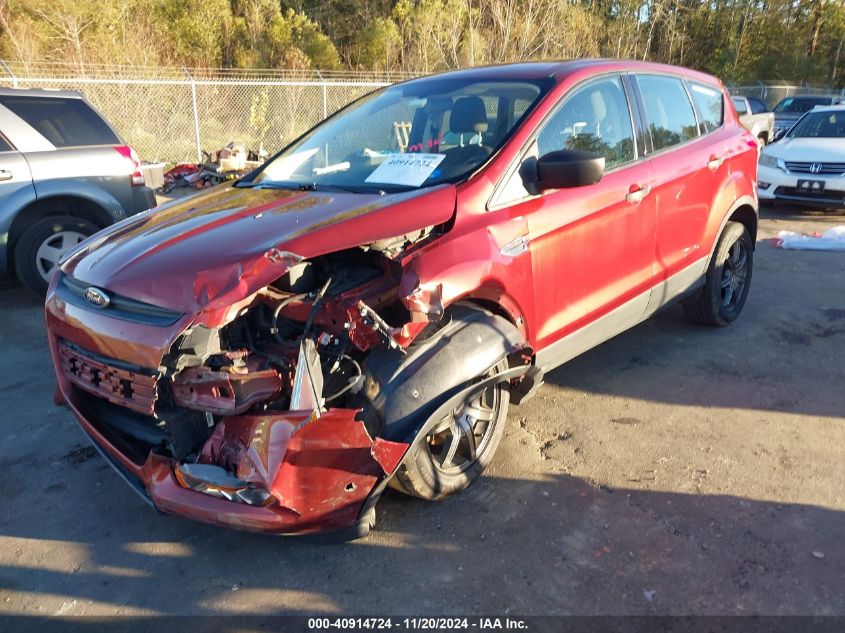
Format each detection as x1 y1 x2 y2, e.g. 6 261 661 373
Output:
365 153 446 187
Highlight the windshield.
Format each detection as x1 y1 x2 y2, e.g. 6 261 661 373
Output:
788 110 845 138
773 96 831 114
247 77 551 193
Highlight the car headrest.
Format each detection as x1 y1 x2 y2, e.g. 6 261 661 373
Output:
450 97 489 134
590 91 607 120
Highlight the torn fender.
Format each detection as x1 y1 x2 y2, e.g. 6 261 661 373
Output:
360 303 529 443
196 410 408 532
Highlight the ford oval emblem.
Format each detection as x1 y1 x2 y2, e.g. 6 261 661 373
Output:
84 287 111 308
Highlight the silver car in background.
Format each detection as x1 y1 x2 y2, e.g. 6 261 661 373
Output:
0 88 156 295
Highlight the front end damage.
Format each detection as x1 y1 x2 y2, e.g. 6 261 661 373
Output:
46 240 498 537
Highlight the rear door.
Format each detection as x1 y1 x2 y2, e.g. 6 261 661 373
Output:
631 74 722 283
0 122 36 268
0 134 33 203
490 74 657 357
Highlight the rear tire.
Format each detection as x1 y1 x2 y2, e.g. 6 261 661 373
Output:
14 215 99 296
683 221 753 326
391 359 510 500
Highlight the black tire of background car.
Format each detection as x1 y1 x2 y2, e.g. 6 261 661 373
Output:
391 359 510 500
683 220 754 326
14 215 99 296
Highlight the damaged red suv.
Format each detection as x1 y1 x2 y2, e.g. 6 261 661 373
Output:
46 60 758 539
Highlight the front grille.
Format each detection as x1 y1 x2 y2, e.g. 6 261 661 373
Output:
57 275 183 327
785 161 845 176
59 342 158 415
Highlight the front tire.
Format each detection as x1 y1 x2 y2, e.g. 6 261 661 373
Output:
683 221 753 326
14 215 99 296
391 360 510 500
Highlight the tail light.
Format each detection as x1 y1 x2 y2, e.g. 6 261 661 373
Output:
114 145 145 186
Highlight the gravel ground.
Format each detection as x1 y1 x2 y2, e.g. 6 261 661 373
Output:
0 204 842 616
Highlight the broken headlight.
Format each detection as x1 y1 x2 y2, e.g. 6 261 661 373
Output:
174 463 274 506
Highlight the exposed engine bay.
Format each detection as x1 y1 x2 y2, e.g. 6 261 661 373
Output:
162 249 418 450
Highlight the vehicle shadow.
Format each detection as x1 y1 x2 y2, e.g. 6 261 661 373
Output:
0 467 841 616
0 231 842 617
0 273 23 293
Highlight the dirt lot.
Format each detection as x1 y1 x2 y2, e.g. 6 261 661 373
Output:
0 205 842 617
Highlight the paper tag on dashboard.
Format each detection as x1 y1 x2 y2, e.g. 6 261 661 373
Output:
365 153 445 187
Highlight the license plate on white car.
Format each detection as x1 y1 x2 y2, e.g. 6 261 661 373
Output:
797 179 825 193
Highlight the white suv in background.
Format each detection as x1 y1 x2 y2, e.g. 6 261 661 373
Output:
758 104 845 208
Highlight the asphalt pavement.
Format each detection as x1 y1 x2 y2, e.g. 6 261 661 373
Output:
0 205 842 616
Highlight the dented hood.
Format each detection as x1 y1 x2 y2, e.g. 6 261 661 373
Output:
61 183 456 314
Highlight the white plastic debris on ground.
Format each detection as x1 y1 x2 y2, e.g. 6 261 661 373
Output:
776 226 845 251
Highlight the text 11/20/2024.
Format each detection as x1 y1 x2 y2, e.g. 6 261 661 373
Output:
307 617 529 630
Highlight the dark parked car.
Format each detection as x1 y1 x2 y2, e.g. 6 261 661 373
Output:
0 88 156 295
771 95 841 138
46 60 758 539
745 96 769 114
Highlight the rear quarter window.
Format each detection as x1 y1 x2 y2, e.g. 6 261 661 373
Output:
637 75 699 151
0 96 119 147
0 133 13 152
690 83 724 133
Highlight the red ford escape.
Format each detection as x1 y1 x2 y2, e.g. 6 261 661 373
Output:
45 60 758 540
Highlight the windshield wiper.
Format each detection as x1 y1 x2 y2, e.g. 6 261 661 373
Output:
233 180 313 190
235 180 385 195
298 182 385 195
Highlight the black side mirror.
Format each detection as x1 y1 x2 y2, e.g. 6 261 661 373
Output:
772 129 787 142
534 149 605 192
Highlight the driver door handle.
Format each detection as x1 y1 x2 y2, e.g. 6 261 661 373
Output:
707 155 724 171
625 184 651 204
0 170 12 182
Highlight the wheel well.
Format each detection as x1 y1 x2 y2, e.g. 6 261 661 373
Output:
729 204 758 246
6 196 113 270
455 297 533 363
461 298 515 326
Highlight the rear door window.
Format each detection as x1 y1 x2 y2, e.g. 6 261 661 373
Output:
636 75 699 151
0 133 13 152
0 96 119 147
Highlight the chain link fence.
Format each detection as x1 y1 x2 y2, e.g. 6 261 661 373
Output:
728 82 845 109
4 63 843 163
0 62 416 164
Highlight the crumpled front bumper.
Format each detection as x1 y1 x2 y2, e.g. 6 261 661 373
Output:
58 388 408 536
45 280 409 537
